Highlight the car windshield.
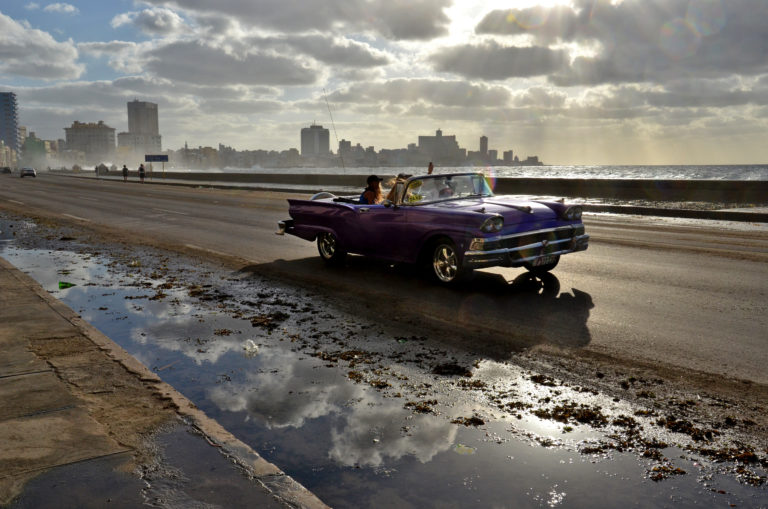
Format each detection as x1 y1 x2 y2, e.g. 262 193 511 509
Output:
403 174 493 205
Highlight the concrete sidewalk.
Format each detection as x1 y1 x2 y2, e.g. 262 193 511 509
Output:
0 256 327 508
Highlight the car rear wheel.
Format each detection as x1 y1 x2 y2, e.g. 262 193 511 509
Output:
524 255 560 275
430 239 469 284
317 232 346 265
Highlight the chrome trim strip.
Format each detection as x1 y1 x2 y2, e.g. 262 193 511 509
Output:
491 224 582 243
465 234 589 257
463 234 589 268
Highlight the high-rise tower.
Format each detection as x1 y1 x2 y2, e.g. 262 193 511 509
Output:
118 100 162 157
127 100 159 135
0 92 21 154
300 124 330 156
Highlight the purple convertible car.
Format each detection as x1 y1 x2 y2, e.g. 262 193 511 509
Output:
277 173 589 284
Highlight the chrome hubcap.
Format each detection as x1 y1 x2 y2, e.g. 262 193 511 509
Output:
319 233 336 258
433 244 458 282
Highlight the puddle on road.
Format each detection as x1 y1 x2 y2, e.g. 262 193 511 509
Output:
1 215 765 508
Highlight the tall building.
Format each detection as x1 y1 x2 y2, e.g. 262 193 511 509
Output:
418 129 464 164
480 135 488 156
301 124 330 156
128 100 158 134
64 121 115 163
118 100 162 157
338 139 351 154
0 92 21 154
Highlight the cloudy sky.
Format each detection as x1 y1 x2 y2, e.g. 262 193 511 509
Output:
1 0 767 165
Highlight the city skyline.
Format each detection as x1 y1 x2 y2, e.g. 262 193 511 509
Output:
3 94 543 167
1 1 767 165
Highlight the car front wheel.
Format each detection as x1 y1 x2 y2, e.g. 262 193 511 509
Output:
317 232 346 265
430 239 469 284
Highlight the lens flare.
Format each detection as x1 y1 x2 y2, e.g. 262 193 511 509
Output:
482 166 497 192
686 0 726 37
659 18 701 60
506 6 548 30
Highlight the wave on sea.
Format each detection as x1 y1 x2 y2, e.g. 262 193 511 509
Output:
155 164 768 181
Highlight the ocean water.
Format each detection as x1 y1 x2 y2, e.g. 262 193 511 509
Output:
156 164 768 181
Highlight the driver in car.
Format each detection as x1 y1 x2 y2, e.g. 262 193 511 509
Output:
437 177 454 198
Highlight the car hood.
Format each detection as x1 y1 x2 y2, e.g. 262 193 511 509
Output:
427 196 557 224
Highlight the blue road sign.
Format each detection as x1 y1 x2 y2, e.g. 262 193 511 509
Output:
145 154 169 162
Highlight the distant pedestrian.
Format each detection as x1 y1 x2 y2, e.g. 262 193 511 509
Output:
138 163 145 183
122 164 128 182
427 161 434 174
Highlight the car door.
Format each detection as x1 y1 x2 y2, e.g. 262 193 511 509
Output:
351 204 411 261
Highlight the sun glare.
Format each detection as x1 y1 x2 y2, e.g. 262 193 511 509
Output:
445 0 576 45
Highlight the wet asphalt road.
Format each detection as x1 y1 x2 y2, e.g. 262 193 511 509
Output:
2 173 767 385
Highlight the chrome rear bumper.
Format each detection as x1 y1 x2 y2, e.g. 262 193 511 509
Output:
276 219 294 235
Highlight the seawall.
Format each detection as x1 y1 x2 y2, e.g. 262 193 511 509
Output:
95 171 768 203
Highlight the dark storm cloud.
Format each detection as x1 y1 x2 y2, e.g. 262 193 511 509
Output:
645 80 763 108
245 34 389 68
199 98 284 115
368 0 450 40
111 76 276 101
430 41 568 80
475 4 581 42
145 41 316 86
477 0 768 85
330 78 512 108
142 0 450 40
14 76 282 130
585 80 768 113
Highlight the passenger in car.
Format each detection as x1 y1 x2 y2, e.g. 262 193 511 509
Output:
385 173 411 202
359 175 383 204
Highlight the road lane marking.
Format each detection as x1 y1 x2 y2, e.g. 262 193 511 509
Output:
62 213 91 222
153 207 189 216
8 200 25 205
185 244 230 258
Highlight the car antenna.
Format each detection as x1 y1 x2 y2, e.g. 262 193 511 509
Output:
323 88 345 170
